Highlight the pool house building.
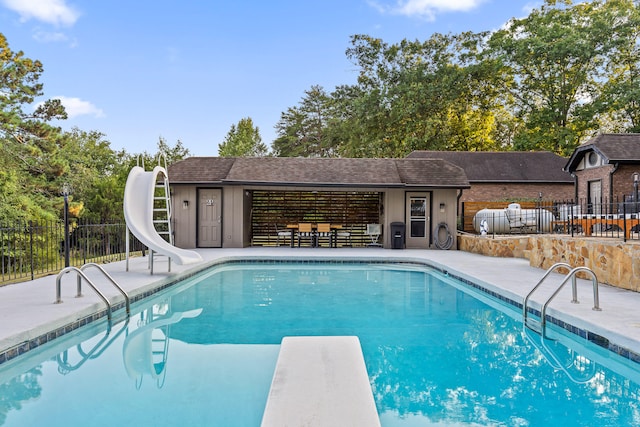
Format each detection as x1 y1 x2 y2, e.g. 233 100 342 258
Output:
167 157 470 250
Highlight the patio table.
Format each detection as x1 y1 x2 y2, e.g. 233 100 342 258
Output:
286 224 342 248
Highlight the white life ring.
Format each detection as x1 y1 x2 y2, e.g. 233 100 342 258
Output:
480 219 488 235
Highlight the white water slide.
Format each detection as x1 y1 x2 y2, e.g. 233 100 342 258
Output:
124 165 202 267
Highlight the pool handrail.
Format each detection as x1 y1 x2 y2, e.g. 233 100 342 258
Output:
541 267 601 332
523 262 573 327
55 263 132 323
55 266 113 323
524 263 601 336
80 263 130 315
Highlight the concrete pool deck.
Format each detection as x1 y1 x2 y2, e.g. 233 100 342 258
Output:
1 247 640 361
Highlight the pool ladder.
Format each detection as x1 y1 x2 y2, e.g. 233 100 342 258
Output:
523 262 601 336
55 262 131 323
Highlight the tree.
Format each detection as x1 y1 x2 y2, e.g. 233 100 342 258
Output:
157 136 191 164
59 134 191 221
273 86 338 157
338 33 505 157
484 0 612 155
0 32 68 223
599 0 640 132
218 117 268 157
57 128 124 221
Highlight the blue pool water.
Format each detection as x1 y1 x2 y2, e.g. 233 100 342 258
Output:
1 262 640 426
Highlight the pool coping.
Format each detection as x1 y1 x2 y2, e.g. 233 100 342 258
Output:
1 249 640 368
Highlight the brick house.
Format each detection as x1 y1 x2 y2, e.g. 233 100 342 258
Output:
563 133 640 213
406 151 574 202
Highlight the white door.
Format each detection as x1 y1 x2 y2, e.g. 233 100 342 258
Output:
588 180 602 215
198 189 222 247
406 193 430 249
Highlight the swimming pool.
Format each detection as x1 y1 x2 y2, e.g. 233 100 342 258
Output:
1 261 639 426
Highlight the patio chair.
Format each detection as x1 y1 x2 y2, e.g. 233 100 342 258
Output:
316 223 332 247
297 223 315 247
336 227 352 247
365 224 382 247
504 207 525 234
275 224 290 246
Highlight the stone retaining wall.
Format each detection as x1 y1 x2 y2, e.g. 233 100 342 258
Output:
458 234 640 291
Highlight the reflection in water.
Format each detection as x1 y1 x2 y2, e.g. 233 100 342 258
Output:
367 307 640 425
122 303 202 389
57 321 129 375
2 263 640 427
523 326 596 384
0 367 42 425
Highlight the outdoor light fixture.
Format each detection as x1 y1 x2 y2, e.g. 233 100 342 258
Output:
439 202 445 213
183 200 189 209
61 183 71 267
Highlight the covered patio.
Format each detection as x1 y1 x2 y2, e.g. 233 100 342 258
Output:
249 190 381 247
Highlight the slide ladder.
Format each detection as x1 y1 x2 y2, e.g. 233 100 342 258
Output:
150 154 174 272
523 262 601 337
124 154 202 273
153 168 173 245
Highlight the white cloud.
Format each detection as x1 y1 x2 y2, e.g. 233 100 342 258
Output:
54 96 105 119
1 0 79 26
33 29 66 42
371 0 486 20
32 29 78 46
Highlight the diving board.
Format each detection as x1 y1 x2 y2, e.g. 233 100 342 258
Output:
261 336 380 427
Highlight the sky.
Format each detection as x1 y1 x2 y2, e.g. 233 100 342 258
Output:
0 0 539 157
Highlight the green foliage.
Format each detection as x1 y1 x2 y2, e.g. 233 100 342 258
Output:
218 117 268 157
276 33 509 158
0 31 196 224
81 137 190 221
274 0 640 158
483 0 609 154
0 33 68 223
273 86 338 157
2 0 640 224
598 0 640 132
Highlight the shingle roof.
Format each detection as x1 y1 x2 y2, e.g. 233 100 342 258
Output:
168 157 235 183
406 150 571 183
226 158 400 185
564 134 640 171
168 157 470 188
395 158 469 187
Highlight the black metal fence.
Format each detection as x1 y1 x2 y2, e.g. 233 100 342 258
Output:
462 197 640 242
0 219 145 285
4 196 638 285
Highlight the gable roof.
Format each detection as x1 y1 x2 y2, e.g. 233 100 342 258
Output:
166 157 235 183
168 157 470 189
564 133 640 172
406 151 571 183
